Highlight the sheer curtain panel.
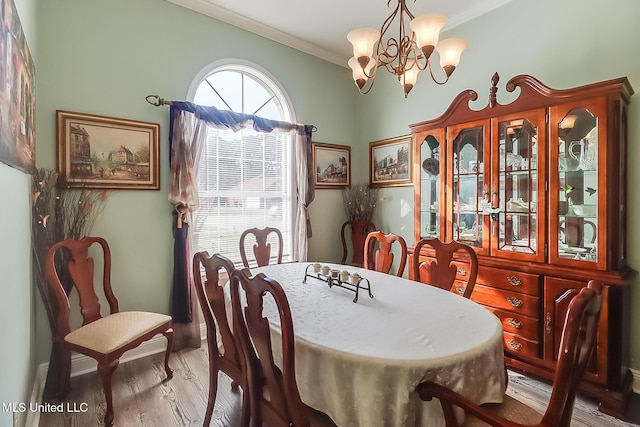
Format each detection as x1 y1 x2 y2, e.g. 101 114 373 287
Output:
167 101 314 349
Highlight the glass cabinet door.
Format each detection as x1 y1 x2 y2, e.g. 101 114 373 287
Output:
418 132 443 239
551 100 605 269
493 110 546 262
448 122 489 253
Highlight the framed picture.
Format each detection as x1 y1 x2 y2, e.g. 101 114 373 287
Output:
0 0 36 174
56 110 160 190
312 142 351 189
369 135 412 187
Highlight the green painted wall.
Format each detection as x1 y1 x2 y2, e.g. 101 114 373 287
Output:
3 0 640 419
34 0 357 365
0 0 37 425
358 0 640 369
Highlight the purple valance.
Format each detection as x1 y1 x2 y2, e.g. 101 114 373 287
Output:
169 101 311 134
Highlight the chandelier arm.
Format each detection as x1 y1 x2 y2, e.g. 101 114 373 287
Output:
358 73 376 95
362 60 380 80
427 60 451 85
349 0 463 96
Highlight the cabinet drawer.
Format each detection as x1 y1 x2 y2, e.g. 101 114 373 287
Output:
471 284 539 317
503 331 539 357
476 266 540 296
484 306 538 341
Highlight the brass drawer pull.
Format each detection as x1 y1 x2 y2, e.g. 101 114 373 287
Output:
507 275 523 286
546 312 552 334
457 267 468 276
455 285 466 294
507 296 523 308
506 339 522 351
507 318 522 329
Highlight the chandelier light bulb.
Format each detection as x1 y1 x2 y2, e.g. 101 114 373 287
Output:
348 57 375 89
400 64 420 97
436 38 468 77
410 13 447 60
346 1 466 96
347 28 380 66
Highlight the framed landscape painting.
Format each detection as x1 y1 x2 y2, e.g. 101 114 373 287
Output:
313 142 351 189
369 135 412 187
0 0 36 174
56 110 160 190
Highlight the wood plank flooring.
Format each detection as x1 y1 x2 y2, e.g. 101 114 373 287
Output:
37 346 640 426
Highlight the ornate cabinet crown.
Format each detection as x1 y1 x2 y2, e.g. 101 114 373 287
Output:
409 73 634 417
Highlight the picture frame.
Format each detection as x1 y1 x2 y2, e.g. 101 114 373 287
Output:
369 135 412 187
0 0 36 174
312 142 351 189
56 110 160 190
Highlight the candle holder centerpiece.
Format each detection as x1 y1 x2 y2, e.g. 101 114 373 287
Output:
303 263 373 303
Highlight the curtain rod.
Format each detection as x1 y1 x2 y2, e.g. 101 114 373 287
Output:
144 94 317 133
145 95 172 106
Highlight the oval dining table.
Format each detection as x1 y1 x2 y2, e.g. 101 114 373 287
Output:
244 262 506 427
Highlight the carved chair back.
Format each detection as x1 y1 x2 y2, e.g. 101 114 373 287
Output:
363 231 408 277
192 251 248 427
340 220 376 267
412 238 478 299
239 227 283 268
230 268 309 427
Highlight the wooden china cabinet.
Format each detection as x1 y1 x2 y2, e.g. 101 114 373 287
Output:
408 73 635 417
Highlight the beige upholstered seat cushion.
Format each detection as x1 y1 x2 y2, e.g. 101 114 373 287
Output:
65 311 171 354
463 395 544 426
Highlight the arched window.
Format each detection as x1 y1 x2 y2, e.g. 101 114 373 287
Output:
189 61 294 264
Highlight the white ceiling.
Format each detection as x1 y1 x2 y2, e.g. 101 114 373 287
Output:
168 0 512 67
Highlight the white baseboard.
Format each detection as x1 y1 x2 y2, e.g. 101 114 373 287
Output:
631 368 640 394
25 323 207 427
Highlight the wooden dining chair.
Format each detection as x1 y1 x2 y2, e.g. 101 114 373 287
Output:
229 268 336 427
192 251 248 427
340 220 376 267
416 280 604 427
363 231 408 277
239 226 283 267
412 238 478 299
45 237 173 427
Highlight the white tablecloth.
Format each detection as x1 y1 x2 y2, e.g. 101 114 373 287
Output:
249 262 505 427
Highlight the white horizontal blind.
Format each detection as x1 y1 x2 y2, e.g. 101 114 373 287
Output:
192 125 292 266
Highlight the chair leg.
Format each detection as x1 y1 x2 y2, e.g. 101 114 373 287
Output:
239 381 250 427
54 340 72 400
203 365 219 427
162 328 174 380
97 359 119 427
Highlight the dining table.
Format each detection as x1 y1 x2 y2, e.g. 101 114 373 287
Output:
244 262 506 427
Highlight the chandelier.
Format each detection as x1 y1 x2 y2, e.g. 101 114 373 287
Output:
347 0 467 97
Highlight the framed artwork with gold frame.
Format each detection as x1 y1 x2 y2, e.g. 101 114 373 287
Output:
369 135 412 187
313 142 351 189
56 110 160 190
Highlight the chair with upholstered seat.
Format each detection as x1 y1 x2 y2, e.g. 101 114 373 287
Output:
412 238 479 299
363 231 408 277
239 226 283 267
45 236 173 426
192 251 249 427
229 268 336 427
416 280 603 427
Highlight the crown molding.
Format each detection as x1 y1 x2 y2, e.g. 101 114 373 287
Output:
167 0 348 67
445 0 512 28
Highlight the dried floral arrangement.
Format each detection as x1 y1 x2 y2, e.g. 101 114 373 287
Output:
342 182 379 222
31 167 109 398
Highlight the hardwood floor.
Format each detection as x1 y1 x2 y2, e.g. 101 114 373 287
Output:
37 346 640 426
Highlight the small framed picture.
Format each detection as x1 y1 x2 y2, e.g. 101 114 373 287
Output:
369 135 412 187
312 142 351 189
56 110 160 190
